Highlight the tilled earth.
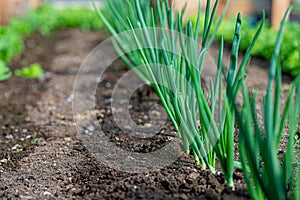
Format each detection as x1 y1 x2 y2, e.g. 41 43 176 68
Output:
0 29 295 199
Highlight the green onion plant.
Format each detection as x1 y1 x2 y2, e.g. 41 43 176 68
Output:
236 7 300 200
92 0 268 189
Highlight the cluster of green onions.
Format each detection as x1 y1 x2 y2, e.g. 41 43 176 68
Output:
92 0 300 197
237 8 300 200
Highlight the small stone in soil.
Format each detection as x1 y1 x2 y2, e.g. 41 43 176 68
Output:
86 125 95 132
5 134 13 139
66 95 73 104
11 144 21 150
64 137 72 142
105 82 112 88
25 135 32 139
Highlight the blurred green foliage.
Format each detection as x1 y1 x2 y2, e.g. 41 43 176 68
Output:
192 16 300 76
15 63 44 78
0 60 12 80
294 2 300 13
0 4 104 81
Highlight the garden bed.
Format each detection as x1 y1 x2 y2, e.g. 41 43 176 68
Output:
0 28 295 199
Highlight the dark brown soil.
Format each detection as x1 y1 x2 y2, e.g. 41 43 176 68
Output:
0 29 294 199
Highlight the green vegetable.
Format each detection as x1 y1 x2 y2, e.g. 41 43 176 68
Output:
92 0 267 189
28 4 104 36
294 2 300 13
0 4 104 81
236 7 300 200
14 63 44 78
0 60 12 81
93 0 300 194
191 12 300 76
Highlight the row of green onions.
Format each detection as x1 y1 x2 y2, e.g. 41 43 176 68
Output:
92 0 300 197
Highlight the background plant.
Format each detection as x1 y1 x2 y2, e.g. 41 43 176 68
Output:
236 7 300 200
0 60 12 81
191 15 300 76
293 1 300 13
14 63 44 79
0 4 104 81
